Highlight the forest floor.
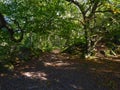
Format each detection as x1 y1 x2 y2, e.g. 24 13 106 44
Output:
0 52 120 90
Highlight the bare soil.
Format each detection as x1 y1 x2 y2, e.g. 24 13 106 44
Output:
0 53 120 90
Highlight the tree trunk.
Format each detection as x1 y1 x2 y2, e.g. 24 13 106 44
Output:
83 21 91 58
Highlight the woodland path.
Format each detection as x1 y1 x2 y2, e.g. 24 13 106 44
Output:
0 53 120 90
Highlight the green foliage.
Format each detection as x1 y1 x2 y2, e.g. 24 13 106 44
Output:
0 0 120 68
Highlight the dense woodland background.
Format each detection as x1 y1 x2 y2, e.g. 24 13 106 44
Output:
0 0 120 73
0 0 120 90
0 0 120 62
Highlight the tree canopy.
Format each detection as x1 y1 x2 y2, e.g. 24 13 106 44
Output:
0 0 120 60
0 1 120 90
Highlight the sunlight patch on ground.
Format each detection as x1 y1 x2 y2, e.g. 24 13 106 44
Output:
44 61 71 67
70 84 84 90
21 71 47 80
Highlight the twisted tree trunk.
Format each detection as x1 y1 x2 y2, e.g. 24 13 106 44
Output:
0 13 23 42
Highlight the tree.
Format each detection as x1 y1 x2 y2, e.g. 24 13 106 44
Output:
65 0 120 58
0 0 120 59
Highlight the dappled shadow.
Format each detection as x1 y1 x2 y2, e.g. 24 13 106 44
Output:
0 53 120 90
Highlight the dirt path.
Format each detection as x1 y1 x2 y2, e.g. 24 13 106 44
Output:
0 53 120 90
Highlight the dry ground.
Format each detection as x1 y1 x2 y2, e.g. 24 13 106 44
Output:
0 53 120 90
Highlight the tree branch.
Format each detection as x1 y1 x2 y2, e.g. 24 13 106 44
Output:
88 1 99 18
95 10 113 13
84 4 92 15
65 0 85 17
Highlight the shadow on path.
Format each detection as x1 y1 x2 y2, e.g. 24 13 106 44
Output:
0 53 120 90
